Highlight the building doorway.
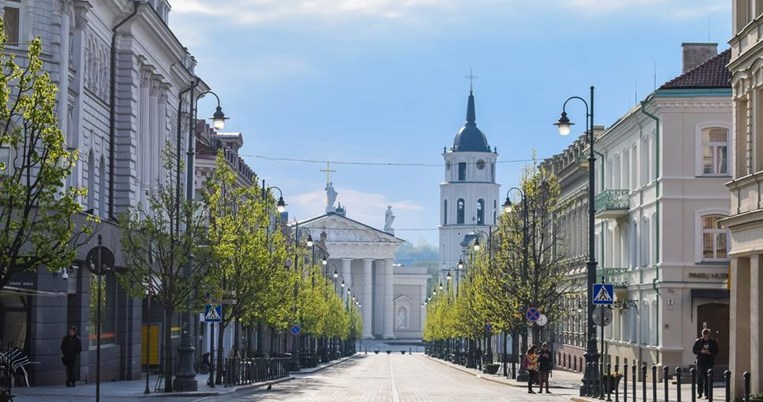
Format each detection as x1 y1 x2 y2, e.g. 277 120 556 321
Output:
696 303 729 367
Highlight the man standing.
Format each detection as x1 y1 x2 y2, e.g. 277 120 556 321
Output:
61 325 82 387
692 328 719 399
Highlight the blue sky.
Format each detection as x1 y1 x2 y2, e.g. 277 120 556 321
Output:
170 1 730 248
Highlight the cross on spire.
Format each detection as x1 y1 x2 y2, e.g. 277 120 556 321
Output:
320 161 336 184
465 69 477 92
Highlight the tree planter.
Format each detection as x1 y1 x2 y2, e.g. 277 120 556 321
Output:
484 363 500 375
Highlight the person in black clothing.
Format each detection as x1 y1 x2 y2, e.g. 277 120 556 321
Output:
61 325 82 387
692 328 719 399
538 342 553 393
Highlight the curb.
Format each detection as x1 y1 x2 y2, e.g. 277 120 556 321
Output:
424 355 579 390
147 376 294 398
291 354 360 376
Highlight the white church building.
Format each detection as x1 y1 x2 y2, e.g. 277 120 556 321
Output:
297 186 429 339
439 89 501 277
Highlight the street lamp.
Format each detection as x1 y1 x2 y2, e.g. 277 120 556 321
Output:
502 186 528 380
175 83 228 392
555 86 598 396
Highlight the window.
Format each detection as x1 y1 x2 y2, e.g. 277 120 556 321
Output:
2 2 20 46
701 128 728 175
701 215 728 261
457 198 465 224
476 199 484 225
458 162 466 181
443 199 447 225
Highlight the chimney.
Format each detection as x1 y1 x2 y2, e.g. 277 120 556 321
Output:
682 43 718 73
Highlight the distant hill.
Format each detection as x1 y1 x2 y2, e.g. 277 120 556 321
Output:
395 241 439 291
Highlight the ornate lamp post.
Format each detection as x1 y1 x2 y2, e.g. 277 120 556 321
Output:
502 187 528 379
175 83 228 391
555 86 598 396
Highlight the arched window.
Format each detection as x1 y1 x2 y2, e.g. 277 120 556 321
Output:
457 198 465 224
476 199 485 225
443 199 448 225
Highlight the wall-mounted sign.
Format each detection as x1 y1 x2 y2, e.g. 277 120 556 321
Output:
688 272 728 280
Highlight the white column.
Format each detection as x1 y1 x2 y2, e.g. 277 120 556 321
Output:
362 259 373 339
57 2 71 137
383 258 395 339
157 85 169 186
341 259 352 302
139 68 151 201
149 78 160 192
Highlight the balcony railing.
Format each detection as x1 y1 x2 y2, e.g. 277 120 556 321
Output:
594 189 629 219
599 267 629 287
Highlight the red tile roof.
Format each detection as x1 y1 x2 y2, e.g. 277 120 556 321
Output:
659 48 731 89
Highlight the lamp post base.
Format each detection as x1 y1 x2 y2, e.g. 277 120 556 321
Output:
174 336 198 392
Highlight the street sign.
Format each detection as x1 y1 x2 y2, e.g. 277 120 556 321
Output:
204 304 222 323
592 306 613 327
536 314 548 327
290 325 301 336
86 245 115 275
525 307 541 322
592 283 615 305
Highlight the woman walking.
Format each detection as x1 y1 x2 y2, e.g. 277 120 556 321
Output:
538 342 553 393
524 345 539 394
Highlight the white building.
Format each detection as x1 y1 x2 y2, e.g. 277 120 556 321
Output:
439 89 500 279
725 2 763 397
548 43 732 377
298 193 429 340
0 0 210 385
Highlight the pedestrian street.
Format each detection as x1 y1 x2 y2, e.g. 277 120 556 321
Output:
199 353 578 402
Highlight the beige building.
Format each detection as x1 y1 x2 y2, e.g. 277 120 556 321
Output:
548 44 732 379
724 1 763 398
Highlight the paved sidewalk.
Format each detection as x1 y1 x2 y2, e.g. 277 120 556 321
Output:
9 355 357 401
424 355 582 390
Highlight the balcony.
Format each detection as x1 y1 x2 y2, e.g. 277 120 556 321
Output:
599 267 629 288
594 189 629 219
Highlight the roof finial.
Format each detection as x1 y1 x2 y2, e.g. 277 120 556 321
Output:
465 69 477 92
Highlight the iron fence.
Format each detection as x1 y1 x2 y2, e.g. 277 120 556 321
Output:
581 362 757 402
222 356 290 387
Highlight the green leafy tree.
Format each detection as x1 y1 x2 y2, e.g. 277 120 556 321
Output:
0 24 96 290
117 146 211 392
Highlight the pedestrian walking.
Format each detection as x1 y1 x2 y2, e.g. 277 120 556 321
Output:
60 325 82 387
538 342 553 393
524 345 539 394
692 328 718 399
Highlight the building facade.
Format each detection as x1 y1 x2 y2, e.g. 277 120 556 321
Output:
548 44 732 378
439 90 500 281
0 0 209 385
725 1 763 397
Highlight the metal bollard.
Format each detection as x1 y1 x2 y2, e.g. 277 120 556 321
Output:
652 365 657 402
690 368 696 402
641 363 647 402
614 364 619 402
606 363 612 402
632 364 636 402
623 363 627 402
586 362 592 397
664 366 669 402
676 367 682 402
707 368 713 402
724 370 731 402
743 372 751 402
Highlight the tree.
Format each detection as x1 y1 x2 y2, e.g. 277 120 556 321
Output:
0 24 95 290
117 146 211 392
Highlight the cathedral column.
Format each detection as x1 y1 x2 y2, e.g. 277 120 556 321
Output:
139 67 151 203
382 258 395 339
362 259 373 339
341 259 352 302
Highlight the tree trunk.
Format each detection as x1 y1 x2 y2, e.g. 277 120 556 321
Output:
163 308 174 392
215 320 228 385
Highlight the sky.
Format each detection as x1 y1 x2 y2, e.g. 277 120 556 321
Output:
169 0 731 248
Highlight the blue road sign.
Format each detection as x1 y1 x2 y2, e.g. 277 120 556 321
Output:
525 307 541 322
592 284 615 305
204 304 222 322
290 325 301 336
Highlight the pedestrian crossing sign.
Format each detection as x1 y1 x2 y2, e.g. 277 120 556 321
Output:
204 304 222 322
592 284 614 305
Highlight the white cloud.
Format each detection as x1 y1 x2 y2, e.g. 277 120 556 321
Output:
172 0 724 26
286 188 424 231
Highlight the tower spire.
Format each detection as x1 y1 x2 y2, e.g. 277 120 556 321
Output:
466 89 476 125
